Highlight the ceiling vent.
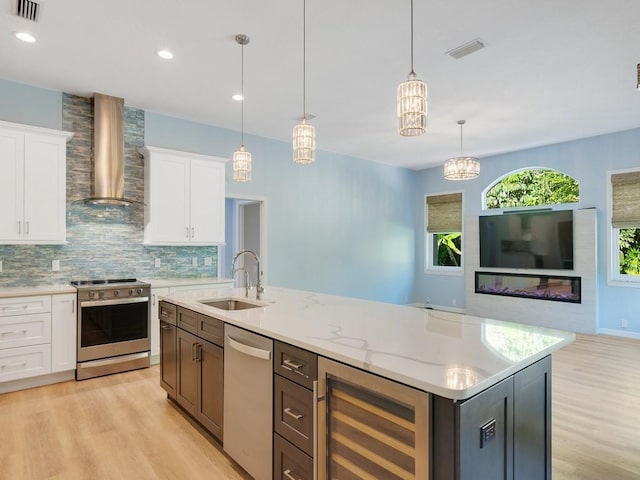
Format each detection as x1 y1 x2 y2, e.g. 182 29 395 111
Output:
15 0 40 22
446 39 485 59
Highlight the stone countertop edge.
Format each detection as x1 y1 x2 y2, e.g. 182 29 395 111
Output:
159 286 577 401
0 284 77 298
141 277 234 288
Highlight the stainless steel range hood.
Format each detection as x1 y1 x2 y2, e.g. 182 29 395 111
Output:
83 93 136 206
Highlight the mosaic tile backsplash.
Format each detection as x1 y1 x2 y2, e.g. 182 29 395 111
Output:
0 94 218 287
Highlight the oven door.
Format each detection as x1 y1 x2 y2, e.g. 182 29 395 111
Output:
77 296 150 362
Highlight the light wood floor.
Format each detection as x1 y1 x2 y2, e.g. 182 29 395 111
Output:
1 334 639 479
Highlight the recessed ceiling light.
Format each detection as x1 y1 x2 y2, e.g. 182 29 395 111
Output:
15 31 36 43
157 49 174 60
232 94 243 101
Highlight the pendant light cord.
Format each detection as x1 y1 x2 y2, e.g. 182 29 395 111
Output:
241 42 245 145
460 122 463 155
410 0 415 74
302 0 307 119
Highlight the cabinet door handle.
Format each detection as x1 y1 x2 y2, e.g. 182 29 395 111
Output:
196 343 202 362
161 324 171 331
191 226 195 238
191 343 197 361
186 227 189 239
17 221 21 235
283 469 301 480
284 407 304 420
152 294 156 306
72 299 75 313
25 221 29 235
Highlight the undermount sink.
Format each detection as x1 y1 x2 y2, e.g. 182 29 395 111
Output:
200 298 265 311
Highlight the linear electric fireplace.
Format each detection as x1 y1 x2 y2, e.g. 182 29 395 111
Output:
475 271 581 303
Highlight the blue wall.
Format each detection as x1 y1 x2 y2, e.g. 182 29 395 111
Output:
145 111 417 304
0 78 62 129
413 128 640 335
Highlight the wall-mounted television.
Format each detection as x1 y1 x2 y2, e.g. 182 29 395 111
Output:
479 210 574 270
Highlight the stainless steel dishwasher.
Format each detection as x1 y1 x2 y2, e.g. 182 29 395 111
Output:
223 324 273 480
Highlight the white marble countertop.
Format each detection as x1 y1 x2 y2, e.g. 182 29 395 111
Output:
0 284 77 298
140 277 234 288
160 286 576 401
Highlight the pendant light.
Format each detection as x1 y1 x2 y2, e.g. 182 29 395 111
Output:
293 0 316 164
444 120 480 180
397 0 427 136
232 34 251 182
637 63 639 90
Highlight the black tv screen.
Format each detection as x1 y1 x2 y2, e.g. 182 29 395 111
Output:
479 210 574 270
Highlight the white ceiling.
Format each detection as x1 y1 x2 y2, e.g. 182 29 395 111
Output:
1 0 639 170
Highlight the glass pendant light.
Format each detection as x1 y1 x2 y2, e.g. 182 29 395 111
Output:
233 34 252 182
444 120 480 180
293 0 316 164
397 0 427 136
637 63 640 90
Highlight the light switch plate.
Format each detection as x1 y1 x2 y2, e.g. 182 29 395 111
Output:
154 258 161 268
0 260 3 273
52 259 60 271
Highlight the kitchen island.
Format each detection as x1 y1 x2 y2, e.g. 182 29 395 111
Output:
159 286 575 480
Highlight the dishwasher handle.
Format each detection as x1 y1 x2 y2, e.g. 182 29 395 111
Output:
227 334 272 360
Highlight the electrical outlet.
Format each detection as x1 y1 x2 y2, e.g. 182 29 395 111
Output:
621 318 628 329
154 258 161 268
452 299 457 306
192 257 198 267
52 259 60 271
0 260 3 273
204 256 212 266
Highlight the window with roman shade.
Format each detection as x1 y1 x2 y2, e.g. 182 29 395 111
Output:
425 192 463 271
610 171 640 282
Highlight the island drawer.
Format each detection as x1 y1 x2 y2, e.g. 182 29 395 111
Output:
274 375 314 455
274 341 317 389
274 433 313 480
177 307 198 334
158 301 177 326
198 315 223 347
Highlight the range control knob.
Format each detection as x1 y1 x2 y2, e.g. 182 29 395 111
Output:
128 289 134 296
89 291 96 299
137 288 143 295
113 290 120 297
98 291 105 299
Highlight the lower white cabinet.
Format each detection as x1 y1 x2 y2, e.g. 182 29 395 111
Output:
0 292 77 386
51 293 77 373
150 287 170 357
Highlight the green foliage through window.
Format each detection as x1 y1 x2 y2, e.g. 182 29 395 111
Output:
435 233 461 267
485 169 579 209
619 228 640 276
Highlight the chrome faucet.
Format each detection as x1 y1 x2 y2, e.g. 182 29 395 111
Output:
230 249 264 300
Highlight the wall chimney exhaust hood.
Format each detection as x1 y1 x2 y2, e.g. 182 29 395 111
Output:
83 93 138 206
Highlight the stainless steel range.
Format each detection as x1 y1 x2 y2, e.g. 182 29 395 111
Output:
71 278 151 380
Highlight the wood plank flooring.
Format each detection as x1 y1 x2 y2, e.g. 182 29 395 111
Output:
0 334 638 479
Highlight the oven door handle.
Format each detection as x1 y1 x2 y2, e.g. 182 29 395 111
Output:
79 296 149 308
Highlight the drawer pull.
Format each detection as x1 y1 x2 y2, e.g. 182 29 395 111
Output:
284 407 304 420
161 324 172 331
283 469 301 480
1 305 29 312
1 362 27 370
282 358 304 370
1 330 28 337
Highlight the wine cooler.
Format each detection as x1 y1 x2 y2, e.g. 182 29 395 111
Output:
317 358 430 479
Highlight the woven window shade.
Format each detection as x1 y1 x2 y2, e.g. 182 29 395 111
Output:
611 172 640 228
426 193 462 232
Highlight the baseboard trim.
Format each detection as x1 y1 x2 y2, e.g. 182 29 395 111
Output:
0 370 75 394
597 328 640 340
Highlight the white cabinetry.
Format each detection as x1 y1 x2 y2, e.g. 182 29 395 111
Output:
142 146 227 245
0 121 73 244
51 294 77 373
0 295 52 382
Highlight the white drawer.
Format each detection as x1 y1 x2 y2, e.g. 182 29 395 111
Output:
0 295 52 317
0 344 52 382
0 313 52 349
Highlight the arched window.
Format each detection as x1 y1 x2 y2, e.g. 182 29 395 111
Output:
484 168 579 209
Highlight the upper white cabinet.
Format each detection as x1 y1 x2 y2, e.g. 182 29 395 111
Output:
0 121 73 244
142 146 227 245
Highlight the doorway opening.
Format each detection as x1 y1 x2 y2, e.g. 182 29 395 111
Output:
222 195 267 290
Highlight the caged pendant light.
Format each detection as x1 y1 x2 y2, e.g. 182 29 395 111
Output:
444 120 480 180
397 0 427 136
232 34 252 182
293 0 316 164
